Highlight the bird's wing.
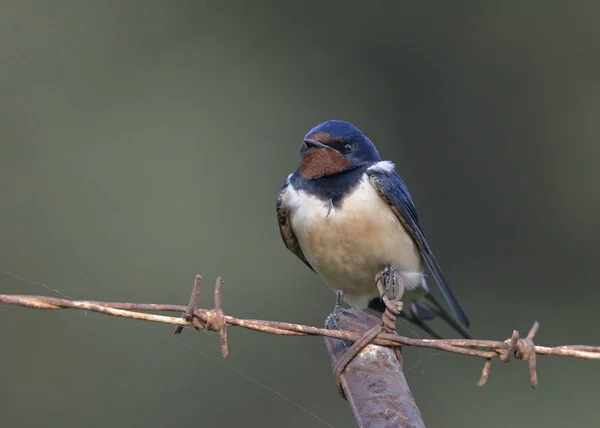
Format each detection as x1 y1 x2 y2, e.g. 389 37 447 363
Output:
276 177 315 272
366 168 470 329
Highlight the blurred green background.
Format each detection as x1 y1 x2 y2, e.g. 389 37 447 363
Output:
1 1 599 427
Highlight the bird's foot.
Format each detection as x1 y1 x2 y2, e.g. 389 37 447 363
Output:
375 266 404 332
376 265 399 298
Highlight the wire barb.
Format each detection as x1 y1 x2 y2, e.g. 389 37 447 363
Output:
477 358 492 387
2 275 600 388
205 277 228 358
477 321 540 387
173 275 203 335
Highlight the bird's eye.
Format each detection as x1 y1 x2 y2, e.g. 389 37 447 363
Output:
343 143 353 154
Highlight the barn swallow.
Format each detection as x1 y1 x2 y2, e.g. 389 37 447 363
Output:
276 120 470 339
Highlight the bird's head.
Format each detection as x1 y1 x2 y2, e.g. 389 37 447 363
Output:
298 120 381 179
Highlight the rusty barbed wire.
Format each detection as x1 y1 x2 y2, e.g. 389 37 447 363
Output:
2 274 600 387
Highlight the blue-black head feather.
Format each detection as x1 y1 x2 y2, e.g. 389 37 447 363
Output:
302 120 381 166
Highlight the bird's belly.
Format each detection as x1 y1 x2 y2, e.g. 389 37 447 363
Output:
289 179 423 307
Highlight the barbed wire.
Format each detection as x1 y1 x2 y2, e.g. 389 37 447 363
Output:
2 274 599 388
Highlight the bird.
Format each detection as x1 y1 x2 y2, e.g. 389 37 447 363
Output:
276 120 470 339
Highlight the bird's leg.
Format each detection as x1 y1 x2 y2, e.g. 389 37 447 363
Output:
329 290 344 330
334 289 343 309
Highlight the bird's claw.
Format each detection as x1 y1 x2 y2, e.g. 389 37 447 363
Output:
376 266 398 298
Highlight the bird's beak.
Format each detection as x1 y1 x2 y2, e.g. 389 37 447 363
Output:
303 138 330 150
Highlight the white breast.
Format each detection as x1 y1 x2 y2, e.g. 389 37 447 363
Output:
287 174 424 308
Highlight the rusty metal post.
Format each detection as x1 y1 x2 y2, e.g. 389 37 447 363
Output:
324 307 425 428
